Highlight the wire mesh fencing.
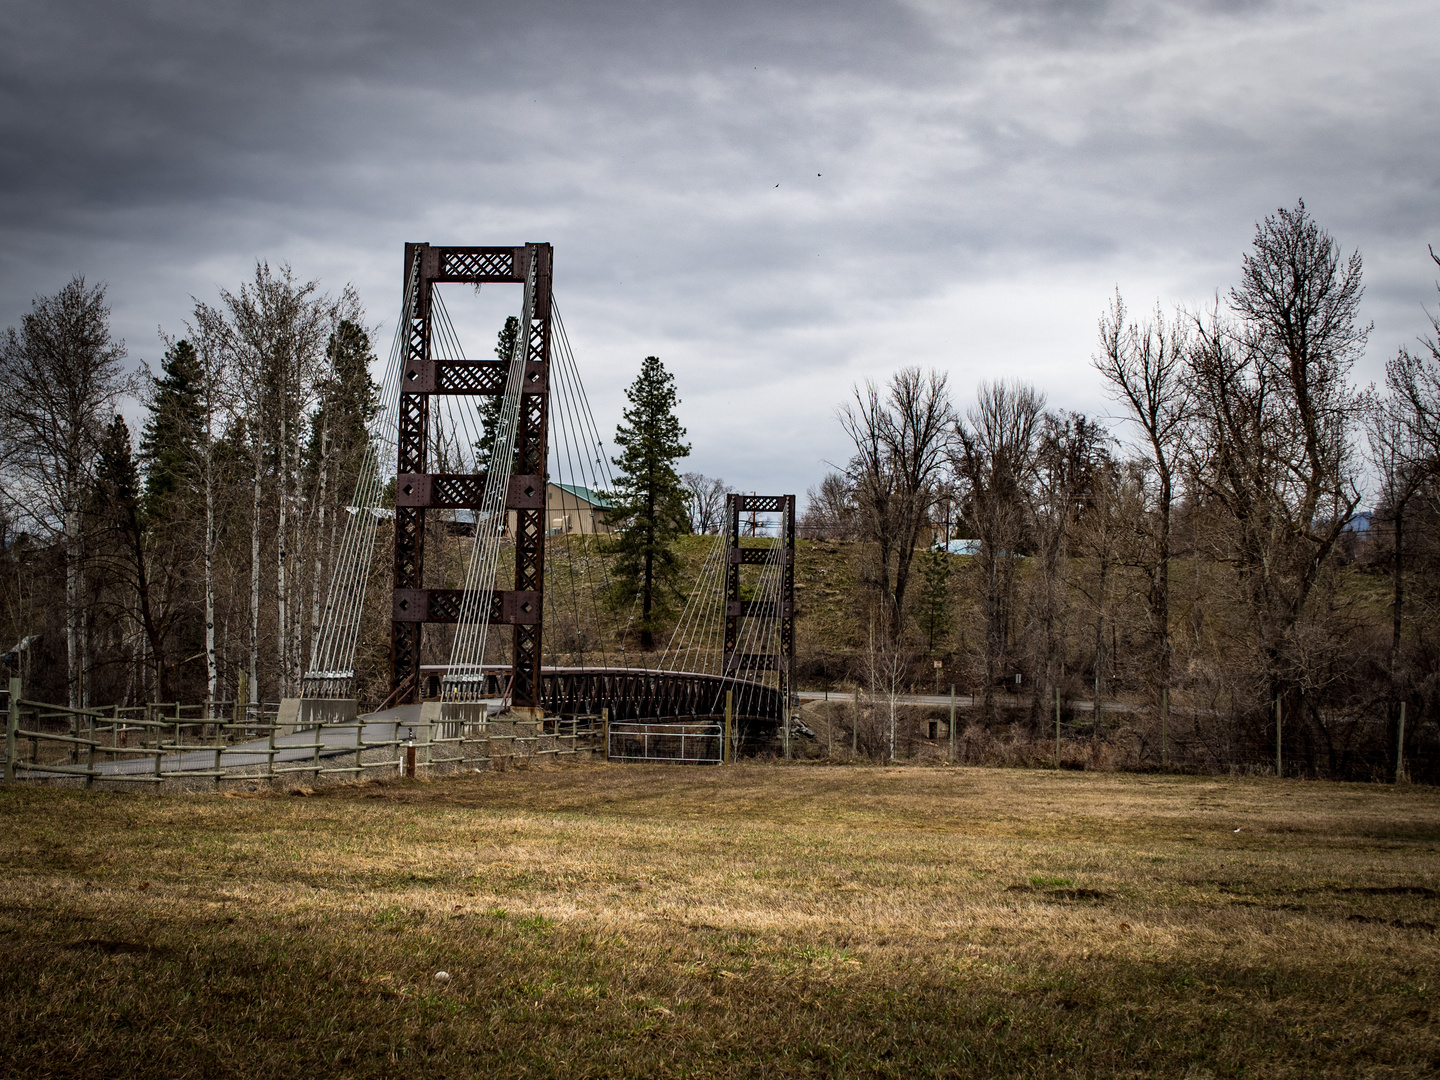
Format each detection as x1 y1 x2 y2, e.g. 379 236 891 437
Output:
606 720 723 765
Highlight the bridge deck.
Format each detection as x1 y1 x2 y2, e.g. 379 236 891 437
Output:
540 667 784 723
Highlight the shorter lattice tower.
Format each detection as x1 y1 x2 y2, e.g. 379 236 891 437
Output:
722 494 796 749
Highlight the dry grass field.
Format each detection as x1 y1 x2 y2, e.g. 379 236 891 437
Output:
2 764 1438 1078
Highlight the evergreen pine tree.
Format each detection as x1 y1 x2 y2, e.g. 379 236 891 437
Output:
916 546 952 655
139 338 204 515
308 319 381 489
475 316 519 470
605 355 691 649
96 415 171 699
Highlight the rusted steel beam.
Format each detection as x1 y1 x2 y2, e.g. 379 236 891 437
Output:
725 599 795 618
392 589 538 625
732 495 786 513
729 547 792 564
394 473 545 510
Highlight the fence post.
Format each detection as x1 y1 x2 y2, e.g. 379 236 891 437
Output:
86 702 96 787
5 677 19 784
852 689 859 756
602 707 610 762
1055 686 1061 767
944 684 954 763
723 691 733 765
1395 701 1406 784
214 712 224 791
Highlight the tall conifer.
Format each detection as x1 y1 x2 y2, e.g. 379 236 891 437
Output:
605 356 691 649
139 339 204 515
474 316 519 470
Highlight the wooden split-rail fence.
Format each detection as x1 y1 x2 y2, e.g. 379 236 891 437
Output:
1 678 600 790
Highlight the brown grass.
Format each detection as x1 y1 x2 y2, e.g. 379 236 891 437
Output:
2 764 1438 1077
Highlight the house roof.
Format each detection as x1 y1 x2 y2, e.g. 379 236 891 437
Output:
553 481 613 510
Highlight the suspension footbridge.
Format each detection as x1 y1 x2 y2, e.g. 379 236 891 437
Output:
300 242 797 750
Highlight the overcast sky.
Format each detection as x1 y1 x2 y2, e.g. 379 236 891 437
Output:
3 0 1438 500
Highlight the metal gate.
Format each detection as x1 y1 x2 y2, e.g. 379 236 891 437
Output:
607 720 722 764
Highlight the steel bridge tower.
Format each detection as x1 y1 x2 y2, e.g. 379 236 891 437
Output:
390 242 552 711
723 493 796 748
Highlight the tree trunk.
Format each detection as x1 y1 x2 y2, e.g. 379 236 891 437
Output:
249 441 262 710
204 447 217 704
1391 504 1404 683
1390 500 1405 765
1093 548 1108 740
981 549 1000 722
641 518 654 650
277 412 289 697
310 412 330 682
1152 459 1173 731
65 504 82 709
119 496 167 701
290 489 303 692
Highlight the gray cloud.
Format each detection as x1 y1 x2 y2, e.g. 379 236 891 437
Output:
2 0 1437 495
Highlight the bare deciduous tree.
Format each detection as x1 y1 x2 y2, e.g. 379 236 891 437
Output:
953 380 1044 721
839 367 954 644
1187 201 1369 732
681 472 731 534
200 263 357 701
1372 246 1440 728
801 472 856 539
0 278 132 706
1095 293 1191 721
1024 411 1110 730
